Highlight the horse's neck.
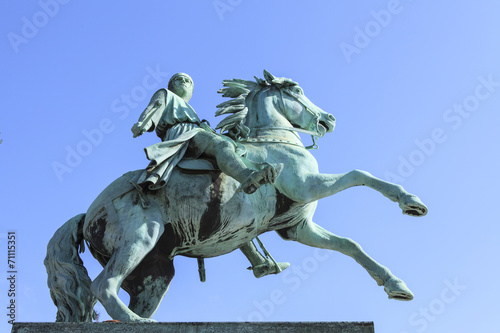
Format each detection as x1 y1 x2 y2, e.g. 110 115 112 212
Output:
245 92 302 144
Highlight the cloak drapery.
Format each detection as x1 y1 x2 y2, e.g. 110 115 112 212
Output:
134 88 204 190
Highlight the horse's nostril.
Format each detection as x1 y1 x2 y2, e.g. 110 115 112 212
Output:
328 114 335 121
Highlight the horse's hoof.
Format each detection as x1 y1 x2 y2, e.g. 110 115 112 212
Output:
251 261 290 278
384 277 414 301
399 194 428 217
134 318 157 323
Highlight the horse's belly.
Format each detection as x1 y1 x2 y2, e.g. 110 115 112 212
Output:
166 170 276 257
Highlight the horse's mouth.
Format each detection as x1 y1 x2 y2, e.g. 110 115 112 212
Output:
318 120 334 134
292 120 334 136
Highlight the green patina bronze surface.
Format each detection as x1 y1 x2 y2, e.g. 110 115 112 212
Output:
45 70 427 323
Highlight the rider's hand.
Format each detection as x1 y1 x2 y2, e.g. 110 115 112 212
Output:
131 122 143 138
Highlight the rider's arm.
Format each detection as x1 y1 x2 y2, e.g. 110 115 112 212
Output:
131 89 167 138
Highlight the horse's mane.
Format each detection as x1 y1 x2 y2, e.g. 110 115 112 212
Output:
215 71 298 140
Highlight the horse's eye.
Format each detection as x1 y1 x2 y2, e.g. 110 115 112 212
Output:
295 88 303 95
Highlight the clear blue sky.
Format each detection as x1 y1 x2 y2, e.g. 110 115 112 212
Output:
1 1 499 332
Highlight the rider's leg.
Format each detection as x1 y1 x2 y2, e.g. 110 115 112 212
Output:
190 131 288 275
240 241 290 278
190 131 281 194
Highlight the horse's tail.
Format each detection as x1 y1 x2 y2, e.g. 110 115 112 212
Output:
44 213 97 322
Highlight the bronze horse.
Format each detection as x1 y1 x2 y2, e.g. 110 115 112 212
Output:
45 71 427 322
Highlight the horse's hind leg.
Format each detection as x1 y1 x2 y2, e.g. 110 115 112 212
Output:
281 221 414 301
90 212 164 322
126 262 174 318
123 245 175 318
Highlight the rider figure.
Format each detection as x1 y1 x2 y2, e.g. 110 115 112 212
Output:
132 73 280 193
131 72 289 278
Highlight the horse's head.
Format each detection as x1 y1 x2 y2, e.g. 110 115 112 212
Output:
262 70 336 137
216 70 335 142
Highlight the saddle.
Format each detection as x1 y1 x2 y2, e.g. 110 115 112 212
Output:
176 158 219 173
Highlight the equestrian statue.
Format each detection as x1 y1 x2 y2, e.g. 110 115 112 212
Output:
45 70 428 322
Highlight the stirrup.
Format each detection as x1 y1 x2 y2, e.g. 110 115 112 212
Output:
249 261 290 278
248 236 290 278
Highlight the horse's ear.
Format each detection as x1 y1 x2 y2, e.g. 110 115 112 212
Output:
263 70 276 84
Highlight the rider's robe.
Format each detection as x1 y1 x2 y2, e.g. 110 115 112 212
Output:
135 88 206 190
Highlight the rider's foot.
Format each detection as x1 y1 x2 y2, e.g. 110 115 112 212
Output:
250 261 290 278
240 163 284 194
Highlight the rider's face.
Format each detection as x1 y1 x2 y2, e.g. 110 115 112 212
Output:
170 76 193 102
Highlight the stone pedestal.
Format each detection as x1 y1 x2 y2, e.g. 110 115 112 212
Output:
11 321 374 332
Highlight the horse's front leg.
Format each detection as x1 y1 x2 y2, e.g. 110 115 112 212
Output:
282 221 414 301
278 169 427 216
